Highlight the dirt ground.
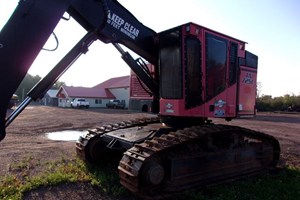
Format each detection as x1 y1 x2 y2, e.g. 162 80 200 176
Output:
1 106 300 199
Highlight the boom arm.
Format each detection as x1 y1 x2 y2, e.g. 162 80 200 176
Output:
0 0 159 141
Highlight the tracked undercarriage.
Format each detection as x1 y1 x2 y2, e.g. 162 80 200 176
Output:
76 118 280 199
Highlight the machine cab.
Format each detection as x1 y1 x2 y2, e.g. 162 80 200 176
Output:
159 23 258 121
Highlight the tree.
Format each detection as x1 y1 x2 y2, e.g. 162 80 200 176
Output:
271 96 284 111
283 94 300 111
15 74 41 101
52 80 65 89
256 95 273 111
14 74 65 101
256 93 300 112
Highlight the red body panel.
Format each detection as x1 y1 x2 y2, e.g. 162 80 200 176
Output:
160 84 238 118
237 66 257 116
159 23 257 120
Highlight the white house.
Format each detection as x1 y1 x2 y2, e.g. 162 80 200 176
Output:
93 75 130 108
56 76 130 108
41 89 58 106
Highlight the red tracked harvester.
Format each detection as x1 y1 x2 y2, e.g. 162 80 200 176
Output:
77 23 280 198
0 1 279 199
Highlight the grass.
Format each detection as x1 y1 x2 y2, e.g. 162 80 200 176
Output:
180 168 300 200
0 156 299 200
0 156 125 200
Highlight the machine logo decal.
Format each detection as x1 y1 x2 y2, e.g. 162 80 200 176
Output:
214 100 226 116
165 103 174 113
214 99 226 108
165 103 173 109
214 109 225 116
243 72 254 84
107 10 140 40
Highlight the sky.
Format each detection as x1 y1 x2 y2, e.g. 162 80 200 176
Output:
1 0 299 97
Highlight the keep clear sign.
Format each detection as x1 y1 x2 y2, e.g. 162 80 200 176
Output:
106 10 140 40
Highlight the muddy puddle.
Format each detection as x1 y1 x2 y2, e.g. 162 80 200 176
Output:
46 130 85 141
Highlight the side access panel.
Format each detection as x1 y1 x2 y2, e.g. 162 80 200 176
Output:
237 51 258 116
